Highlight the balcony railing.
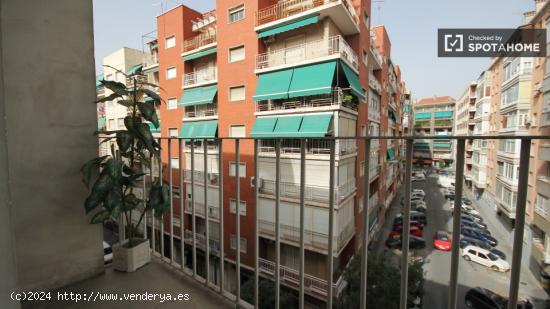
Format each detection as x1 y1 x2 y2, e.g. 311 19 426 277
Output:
256 35 358 71
143 54 158 68
255 0 357 27
182 32 216 53
256 87 358 113
369 72 382 94
185 199 220 220
97 134 548 309
184 104 218 118
184 170 220 186
183 69 217 87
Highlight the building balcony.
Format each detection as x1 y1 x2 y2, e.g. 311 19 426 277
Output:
539 143 550 161
370 31 383 70
500 99 530 114
433 119 452 128
531 237 550 266
538 176 550 199
183 229 221 256
185 199 220 221
369 72 382 94
255 87 357 115
255 35 358 72
258 138 357 157
184 170 220 186
182 69 217 88
499 126 528 135
255 0 359 35
182 32 216 54
259 177 356 204
414 121 431 128
143 54 159 70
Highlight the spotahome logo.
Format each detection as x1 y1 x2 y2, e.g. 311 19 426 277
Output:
438 28 546 57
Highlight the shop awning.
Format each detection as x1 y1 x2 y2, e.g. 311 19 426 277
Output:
341 62 365 100
288 61 336 98
179 85 218 107
435 111 453 119
387 148 395 161
253 69 294 101
127 64 143 75
180 120 218 139
415 112 432 120
183 47 217 62
258 15 319 38
250 114 333 138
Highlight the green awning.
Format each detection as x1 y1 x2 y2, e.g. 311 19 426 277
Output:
183 47 217 61
389 110 397 121
298 114 332 137
148 121 160 133
415 112 432 120
179 85 218 107
435 111 453 119
341 62 365 100
97 117 106 130
96 74 104 87
127 64 143 75
250 114 332 138
258 15 319 38
250 117 279 138
273 116 303 137
288 61 336 98
180 120 218 139
253 69 294 101
414 143 430 149
434 142 451 148
404 104 410 113
387 148 395 161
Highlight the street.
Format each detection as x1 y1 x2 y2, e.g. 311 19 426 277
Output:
372 171 549 308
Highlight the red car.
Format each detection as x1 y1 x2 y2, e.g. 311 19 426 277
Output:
393 220 424 230
433 230 452 251
390 225 423 238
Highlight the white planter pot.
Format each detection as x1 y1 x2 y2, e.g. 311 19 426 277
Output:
112 238 151 272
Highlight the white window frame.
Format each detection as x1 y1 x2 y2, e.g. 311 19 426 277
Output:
167 98 178 110
165 35 176 49
230 125 246 137
168 128 179 138
229 162 246 178
117 118 124 129
229 86 246 102
228 4 245 23
166 67 177 80
230 234 247 253
228 45 245 63
230 199 246 216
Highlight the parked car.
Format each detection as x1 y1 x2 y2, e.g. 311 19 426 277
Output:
462 245 510 272
445 190 455 200
410 200 427 207
433 230 452 251
386 234 426 249
461 220 489 232
462 197 473 205
390 225 423 238
451 204 481 216
394 211 427 226
464 226 492 236
412 173 426 181
412 189 426 195
103 241 113 264
465 287 533 309
393 220 425 230
461 228 498 247
412 204 427 213
459 237 506 260
401 196 424 205
456 212 485 225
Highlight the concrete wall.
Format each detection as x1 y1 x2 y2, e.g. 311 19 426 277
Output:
0 0 103 298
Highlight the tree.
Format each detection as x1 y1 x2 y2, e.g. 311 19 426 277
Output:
336 255 425 309
241 276 298 309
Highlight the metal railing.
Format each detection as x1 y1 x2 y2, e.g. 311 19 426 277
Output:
256 35 358 70
258 137 356 156
183 69 217 87
259 177 355 203
255 87 358 112
369 72 382 94
255 0 357 26
99 135 549 309
182 32 217 53
143 54 158 68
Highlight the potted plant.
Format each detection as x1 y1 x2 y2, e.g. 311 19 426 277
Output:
81 66 169 272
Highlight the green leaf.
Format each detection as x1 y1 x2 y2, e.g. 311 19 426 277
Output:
136 123 159 155
103 159 123 184
148 181 169 217
84 193 103 213
116 131 133 153
100 80 128 96
116 100 135 107
123 193 141 211
140 88 163 104
137 101 159 128
96 92 121 103
90 210 110 224
80 155 109 188
124 115 142 132
104 188 123 211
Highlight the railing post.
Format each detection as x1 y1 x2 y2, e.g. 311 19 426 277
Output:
400 138 414 309
151 152 156 254
191 139 197 278
169 139 174 265
275 139 281 309
508 138 531 309
448 138 465 309
254 139 260 308
360 138 371 309
218 139 225 294
179 139 185 271
159 138 165 260
235 138 241 308
299 139 307 309
327 139 336 308
204 139 210 286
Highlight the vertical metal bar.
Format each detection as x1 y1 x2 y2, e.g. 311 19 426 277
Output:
169 139 174 265
236 139 241 307
360 138 371 309
299 139 307 309
142 155 148 240
151 153 155 253
179 139 185 271
275 139 281 309
399 138 414 309
219 139 225 294
191 139 197 277
159 138 164 260
507 138 531 309
254 139 260 308
327 139 336 309
204 139 210 285
448 139 465 309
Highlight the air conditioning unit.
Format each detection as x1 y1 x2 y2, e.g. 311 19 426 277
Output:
525 115 535 127
263 36 276 44
534 84 543 96
251 177 264 189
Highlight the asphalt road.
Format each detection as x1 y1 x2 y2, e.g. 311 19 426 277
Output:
372 171 549 308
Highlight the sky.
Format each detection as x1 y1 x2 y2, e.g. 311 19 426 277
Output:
93 0 533 100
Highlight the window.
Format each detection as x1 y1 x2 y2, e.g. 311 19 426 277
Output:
501 83 519 107
229 45 245 62
536 194 549 217
230 234 247 253
228 5 245 23
230 125 246 137
165 36 176 49
229 162 246 178
170 158 180 169
108 119 115 130
166 67 177 80
361 125 367 136
168 128 178 137
167 98 177 110
117 118 124 129
230 199 246 216
115 72 124 82
229 86 245 102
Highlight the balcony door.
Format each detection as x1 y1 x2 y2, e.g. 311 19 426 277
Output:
284 35 306 65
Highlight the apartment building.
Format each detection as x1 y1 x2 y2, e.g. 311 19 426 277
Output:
455 0 550 285
133 1 407 305
412 96 456 167
454 82 477 190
